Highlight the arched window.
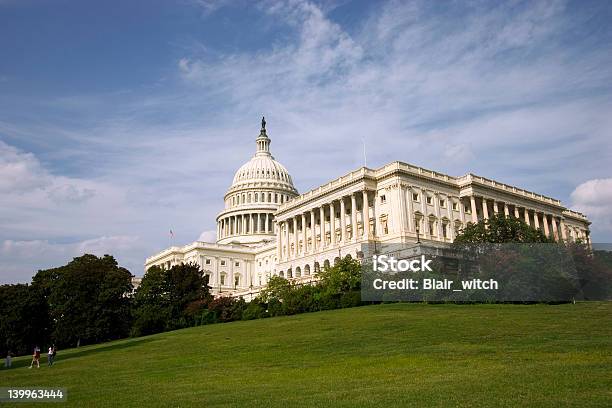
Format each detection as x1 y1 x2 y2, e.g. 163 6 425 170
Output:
255 193 259 202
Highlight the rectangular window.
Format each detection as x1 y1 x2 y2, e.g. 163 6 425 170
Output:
440 199 445 208
412 193 419 201
426 196 432 205
235 261 240 267
452 202 458 211
205 259 211 265
465 205 471 213
220 260 226 266
380 195 386 204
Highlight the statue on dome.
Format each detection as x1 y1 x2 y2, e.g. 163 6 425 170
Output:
261 116 266 130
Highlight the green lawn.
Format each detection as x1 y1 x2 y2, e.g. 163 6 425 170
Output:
1 302 611 407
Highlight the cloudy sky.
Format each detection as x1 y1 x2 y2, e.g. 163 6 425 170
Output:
1 0 611 283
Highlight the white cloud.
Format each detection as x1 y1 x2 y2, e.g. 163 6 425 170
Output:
571 178 612 237
0 140 50 193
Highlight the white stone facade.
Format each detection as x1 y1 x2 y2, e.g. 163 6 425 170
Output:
144 119 591 298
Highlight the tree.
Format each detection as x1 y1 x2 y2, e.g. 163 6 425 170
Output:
132 263 211 335
32 254 133 348
0 284 50 356
454 214 551 244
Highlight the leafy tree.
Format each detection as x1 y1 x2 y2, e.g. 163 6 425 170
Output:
317 256 362 294
32 254 133 348
0 284 50 356
454 214 551 244
132 263 211 335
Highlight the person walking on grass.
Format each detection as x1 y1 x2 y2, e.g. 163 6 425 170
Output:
29 345 40 369
4 350 12 368
47 346 54 366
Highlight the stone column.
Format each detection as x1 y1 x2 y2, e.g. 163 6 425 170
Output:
242 214 246 234
504 203 510 217
265 213 270 233
293 217 299 258
277 221 283 259
351 193 358 241
310 209 316 251
340 197 346 243
284 220 290 259
514 206 520 219
482 197 489 220
434 193 442 238
397 184 407 233
330 201 337 246
446 197 453 240
301 213 307 254
470 196 478 223
534 212 540 229
559 218 567 240
421 188 429 239
543 214 550 237
406 187 414 232
524 208 530 226
459 198 466 224
320 206 326 248
493 200 499 214
362 190 370 239
551 216 559 241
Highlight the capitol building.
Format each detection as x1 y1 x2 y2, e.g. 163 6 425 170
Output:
145 118 591 298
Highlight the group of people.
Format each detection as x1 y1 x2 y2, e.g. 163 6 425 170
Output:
2 345 58 369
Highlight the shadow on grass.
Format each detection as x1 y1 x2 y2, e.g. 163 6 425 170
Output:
3 337 157 370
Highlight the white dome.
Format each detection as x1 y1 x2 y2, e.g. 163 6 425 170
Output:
216 117 298 246
231 155 296 191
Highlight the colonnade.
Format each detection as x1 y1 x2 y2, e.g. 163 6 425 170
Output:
218 212 274 239
467 195 587 242
277 190 372 261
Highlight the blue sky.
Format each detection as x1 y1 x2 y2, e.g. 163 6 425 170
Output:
1 0 612 283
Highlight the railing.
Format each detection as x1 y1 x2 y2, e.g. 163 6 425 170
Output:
458 173 562 205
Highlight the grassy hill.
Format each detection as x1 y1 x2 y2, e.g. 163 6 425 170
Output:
1 302 611 407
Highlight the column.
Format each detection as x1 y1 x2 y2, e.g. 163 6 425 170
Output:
284 220 290 259
293 217 298 258
310 209 316 251
421 188 428 239
493 200 499 214
434 193 442 238
470 196 478 223
249 214 253 234
320 206 326 248
459 198 466 225
514 206 520 218
446 197 453 241
560 218 567 240
551 216 559 241
397 184 407 232
504 203 510 217
277 221 283 259
256 213 261 233
534 212 540 229
340 197 346 243
330 201 337 245
482 197 489 220
265 213 270 233
406 188 414 232
362 190 370 239
543 214 550 237
351 193 358 241
301 213 307 254
242 214 246 234
524 208 530 226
